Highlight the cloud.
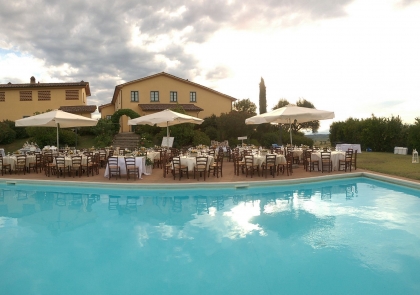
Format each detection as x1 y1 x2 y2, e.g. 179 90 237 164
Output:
0 0 354 106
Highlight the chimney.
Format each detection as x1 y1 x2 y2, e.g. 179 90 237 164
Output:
30 76 36 84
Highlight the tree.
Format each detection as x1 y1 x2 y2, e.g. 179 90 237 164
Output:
233 98 257 115
272 98 289 110
259 78 267 114
294 98 320 133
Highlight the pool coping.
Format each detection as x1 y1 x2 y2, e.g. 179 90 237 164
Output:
2 172 420 190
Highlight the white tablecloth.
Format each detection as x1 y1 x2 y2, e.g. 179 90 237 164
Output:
245 154 286 167
394 147 408 155
179 156 214 171
336 144 362 153
0 148 4 157
104 156 146 178
311 152 345 171
2 155 36 170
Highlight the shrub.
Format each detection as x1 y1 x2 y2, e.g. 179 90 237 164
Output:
192 130 211 146
0 122 16 144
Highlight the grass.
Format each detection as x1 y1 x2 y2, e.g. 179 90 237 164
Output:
358 152 420 181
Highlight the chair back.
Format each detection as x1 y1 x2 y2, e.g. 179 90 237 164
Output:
124 156 136 168
108 156 119 167
266 154 276 166
195 156 208 171
172 156 181 169
71 155 82 166
244 155 254 167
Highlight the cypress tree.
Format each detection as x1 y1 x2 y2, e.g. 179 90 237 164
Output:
259 77 267 114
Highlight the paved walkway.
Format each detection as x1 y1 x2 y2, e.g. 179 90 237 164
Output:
0 160 360 185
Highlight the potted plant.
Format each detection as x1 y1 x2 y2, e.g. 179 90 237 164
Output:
145 156 153 175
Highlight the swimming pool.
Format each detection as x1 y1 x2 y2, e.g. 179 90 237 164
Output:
1 177 420 295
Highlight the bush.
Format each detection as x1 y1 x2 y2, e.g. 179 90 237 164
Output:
192 130 211 146
3 120 28 139
0 122 16 144
26 127 56 147
260 132 280 148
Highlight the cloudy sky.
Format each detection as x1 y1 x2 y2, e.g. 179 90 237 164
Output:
1 0 419 132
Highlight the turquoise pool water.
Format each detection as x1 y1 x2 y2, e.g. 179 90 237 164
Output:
1 177 420 295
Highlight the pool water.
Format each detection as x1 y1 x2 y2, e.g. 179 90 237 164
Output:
1 177 420 295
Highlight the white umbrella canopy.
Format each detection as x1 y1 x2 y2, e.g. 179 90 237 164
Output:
127 109 203 147
245 104 335 145
15 109 98 148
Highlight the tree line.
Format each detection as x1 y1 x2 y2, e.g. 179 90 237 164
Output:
329 115 420 153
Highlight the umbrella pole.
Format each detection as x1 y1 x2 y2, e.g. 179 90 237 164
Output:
57 124 59 149
289 120 293 146
166 122 169 148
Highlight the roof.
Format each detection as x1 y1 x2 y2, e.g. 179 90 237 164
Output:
98 103 113 112
0 81 91 96
111 72 237 104
139 104 204 112
59 105 97 114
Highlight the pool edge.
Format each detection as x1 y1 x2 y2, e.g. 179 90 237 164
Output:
2 172 420 190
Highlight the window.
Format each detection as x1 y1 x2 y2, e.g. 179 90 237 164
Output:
20 91 32 101
131 91 139 102
106 115 112 120
170 91 177 102
150 91 159 102
0 92 5 102
38 90 51 101
190 91 197 102
66 90 79 100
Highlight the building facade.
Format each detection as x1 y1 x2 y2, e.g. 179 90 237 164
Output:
99 72 236 133
0 76 96 121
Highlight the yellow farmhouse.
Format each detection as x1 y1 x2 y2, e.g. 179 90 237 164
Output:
99 72 237 133
0 76 96 121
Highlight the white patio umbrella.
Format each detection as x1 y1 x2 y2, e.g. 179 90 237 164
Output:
245 104 335 145
15 109 98 148
127 109 203 147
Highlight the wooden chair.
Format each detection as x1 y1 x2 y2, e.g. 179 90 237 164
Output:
232 152 242 176
304 150 319 172
43 153 55 177
194 156 208 181
172 156 189 180
154 150 163 169
261 154 277 178
162 151 172 178
54 156 67 178
15 155 27 175
339 150 353 172
321 152 332 173
244 155 259 178
69 156 82 178
82 155 95 177
99 150 107 168
125 156 139 180
351 150 357 170
0 156 12 175
29 153 42 174
107 156 120 180
208 154 223 178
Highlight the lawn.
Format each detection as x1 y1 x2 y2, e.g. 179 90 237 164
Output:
358 152 420 181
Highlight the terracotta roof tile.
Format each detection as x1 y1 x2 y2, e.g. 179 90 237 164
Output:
0 81 91 96
59 105 97 113
139 104 204 112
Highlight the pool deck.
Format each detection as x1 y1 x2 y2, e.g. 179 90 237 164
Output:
1 161 419 189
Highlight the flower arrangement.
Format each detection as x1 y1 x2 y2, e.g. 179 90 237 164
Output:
145 157 153 166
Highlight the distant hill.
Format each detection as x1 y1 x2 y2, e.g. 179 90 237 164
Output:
305 133 329 142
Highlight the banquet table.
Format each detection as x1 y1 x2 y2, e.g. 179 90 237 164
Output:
2 155 36 170
53 156 88 167
311 151 345 171
104 156 146 178
179 156 214 171
336 144 362 153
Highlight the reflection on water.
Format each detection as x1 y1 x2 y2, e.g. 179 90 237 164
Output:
1 178 420 294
